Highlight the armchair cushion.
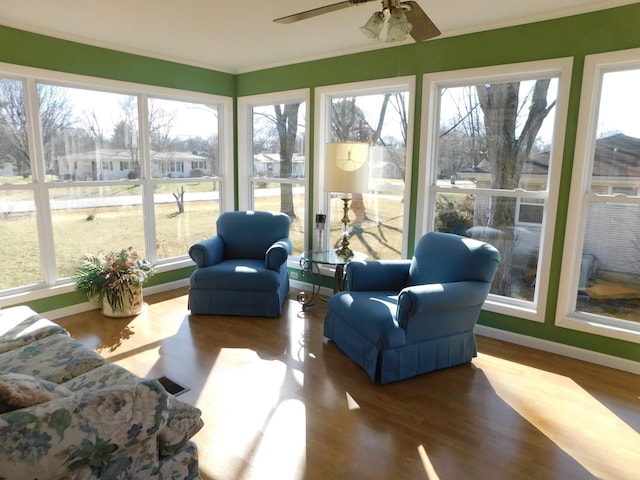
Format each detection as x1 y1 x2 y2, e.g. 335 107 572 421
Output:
409 232 500 285
218 210 291 260
191 259 281 291
347 260 411 291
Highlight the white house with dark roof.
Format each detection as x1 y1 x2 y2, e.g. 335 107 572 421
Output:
56 148 214 180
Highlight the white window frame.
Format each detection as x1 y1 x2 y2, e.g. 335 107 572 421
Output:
314 76 416 260
557 48 640 343
418 58 573 322
237 89 310 260
0 61 234 304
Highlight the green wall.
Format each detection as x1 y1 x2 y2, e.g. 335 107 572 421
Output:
0 24 235 96
1 4 639 364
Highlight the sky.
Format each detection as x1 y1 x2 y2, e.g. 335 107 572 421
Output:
597 69 640 139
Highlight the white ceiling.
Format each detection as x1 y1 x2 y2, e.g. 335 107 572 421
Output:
0 0 636 74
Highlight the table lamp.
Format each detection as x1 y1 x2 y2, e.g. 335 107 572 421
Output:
324 142 369 258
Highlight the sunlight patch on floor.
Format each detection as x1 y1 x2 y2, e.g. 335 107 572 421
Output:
418 445 441 480
346 391 361 410
478 353 640 480
249 399 307 479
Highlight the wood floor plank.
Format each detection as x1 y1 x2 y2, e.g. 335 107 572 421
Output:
57 287 640 480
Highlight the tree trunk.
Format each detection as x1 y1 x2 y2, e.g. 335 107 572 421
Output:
274 103 300 218
476 80 554 295
173 186 185 214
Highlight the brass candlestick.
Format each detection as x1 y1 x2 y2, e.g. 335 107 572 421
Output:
335 196 353 258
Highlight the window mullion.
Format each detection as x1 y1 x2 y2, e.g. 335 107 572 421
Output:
24 78 57 285
138 94 157 264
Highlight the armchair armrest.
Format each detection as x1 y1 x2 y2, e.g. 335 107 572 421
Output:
265 237 292 271
396 281 491 339
347 260 411 292
189 236 224 268
0 380 169 478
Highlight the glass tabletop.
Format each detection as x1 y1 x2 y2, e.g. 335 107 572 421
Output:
301 249 367 265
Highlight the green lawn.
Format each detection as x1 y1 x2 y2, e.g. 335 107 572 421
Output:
0 190 406 290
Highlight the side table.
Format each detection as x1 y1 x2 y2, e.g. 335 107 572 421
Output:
297 249 367 310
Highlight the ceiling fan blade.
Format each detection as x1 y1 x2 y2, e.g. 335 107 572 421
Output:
402 1 441 42
274 0 376 24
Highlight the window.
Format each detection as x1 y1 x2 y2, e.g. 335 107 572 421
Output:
148 96 225 260
558 49 640 342
0 65 232 296
419 59 572 320
315 78 415 260
238 90 309 257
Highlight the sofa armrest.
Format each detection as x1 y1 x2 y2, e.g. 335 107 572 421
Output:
159 395 204 457
189 236 224 268
265 237 292 271
396 281 491 339
0 380 169 479
346 260 411 292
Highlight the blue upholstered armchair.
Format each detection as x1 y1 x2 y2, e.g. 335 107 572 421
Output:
323 232 500 383
188 211 292 317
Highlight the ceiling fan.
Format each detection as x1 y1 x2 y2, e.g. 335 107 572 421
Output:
274 0 440 43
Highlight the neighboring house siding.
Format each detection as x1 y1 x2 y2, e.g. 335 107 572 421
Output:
458 134 640 281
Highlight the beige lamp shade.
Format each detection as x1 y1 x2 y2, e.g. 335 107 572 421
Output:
324 142 369 193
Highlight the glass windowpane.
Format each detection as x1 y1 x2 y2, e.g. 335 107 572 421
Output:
49 186 145 279
149 98 219 179
154 181 220 260
0 191 42 288
327 93 408 260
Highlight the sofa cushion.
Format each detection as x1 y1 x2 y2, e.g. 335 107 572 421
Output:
0 372 72 413
62 363 142 392
0 334 106 383
0 306 68 354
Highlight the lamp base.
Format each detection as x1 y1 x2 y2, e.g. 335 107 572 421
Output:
335 237 353 259
335 196 354 259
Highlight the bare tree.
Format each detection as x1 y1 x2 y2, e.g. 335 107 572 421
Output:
253 103 303 218
274 103 300 218
476 80 556 294
0 81 74 176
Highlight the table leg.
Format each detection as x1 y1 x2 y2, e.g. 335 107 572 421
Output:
334 264 346 293
297 257 322 310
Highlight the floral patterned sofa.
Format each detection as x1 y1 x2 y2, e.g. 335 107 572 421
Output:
0 305 203 479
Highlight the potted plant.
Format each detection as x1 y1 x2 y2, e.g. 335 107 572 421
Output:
72 247 155 317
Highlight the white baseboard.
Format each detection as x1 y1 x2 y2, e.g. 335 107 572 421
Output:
41 278 190 320
289 279 334 298
475 324 640 375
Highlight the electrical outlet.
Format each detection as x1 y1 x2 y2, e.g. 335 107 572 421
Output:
290 271 299 279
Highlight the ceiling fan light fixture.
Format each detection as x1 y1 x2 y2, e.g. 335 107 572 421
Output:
359 11 385 40
386 7 412 42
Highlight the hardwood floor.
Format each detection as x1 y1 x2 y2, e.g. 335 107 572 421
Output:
57 288 640 480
